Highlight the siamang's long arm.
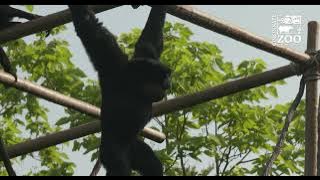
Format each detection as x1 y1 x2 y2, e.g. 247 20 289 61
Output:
68 5 128 73
0 6 51 37
133 6 167 60
7 6 42 20
0 5 41 23
0 46 17 81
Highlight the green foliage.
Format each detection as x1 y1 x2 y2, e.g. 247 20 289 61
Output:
0 8 305 176
24 5 34 12
0 7 78 175
118 21 304 176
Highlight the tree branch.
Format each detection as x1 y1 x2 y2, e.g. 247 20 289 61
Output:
0 5 122 44
228 150 252 173
1 63 298 160
221 146 233 175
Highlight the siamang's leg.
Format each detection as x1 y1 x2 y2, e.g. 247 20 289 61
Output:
7 7 42 20
131 139 163 176
100 138 132 176
0 46 17 81
133 5 167 60
68 5 128 72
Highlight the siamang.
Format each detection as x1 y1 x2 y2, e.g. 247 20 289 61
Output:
0 47 16 80
68 5 171 176
0 5 43 27
0 5 50 81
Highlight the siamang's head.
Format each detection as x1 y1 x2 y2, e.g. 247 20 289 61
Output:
128 58 171 102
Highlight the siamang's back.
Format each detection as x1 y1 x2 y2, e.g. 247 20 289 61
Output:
99 73 153 140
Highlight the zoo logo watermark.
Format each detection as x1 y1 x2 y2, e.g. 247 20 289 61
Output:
272 15 303 46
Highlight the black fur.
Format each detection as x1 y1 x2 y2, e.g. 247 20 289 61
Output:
0 5 50 81
68 5 170 176
0 5 42 28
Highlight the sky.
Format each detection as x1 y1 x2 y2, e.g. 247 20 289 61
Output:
8 5 320 176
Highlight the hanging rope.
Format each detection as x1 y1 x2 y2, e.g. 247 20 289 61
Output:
263 50 320 176
90 157 102 176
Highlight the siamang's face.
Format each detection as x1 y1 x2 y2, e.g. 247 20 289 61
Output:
143 65 171 102
128 58 171 86
161 73 171 90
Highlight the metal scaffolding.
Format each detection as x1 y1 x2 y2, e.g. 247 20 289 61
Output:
0 5 318 176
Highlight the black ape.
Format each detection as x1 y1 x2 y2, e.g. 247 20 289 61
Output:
68 5 171 176
0 5 43 28
0 5 50 81
0 47 16 80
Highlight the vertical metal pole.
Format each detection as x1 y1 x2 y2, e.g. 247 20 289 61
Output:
305 21 319 176
318 94 320 176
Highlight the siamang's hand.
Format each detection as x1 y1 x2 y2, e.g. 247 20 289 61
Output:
31 14 42 19
131 5 141 9
68 5 89 14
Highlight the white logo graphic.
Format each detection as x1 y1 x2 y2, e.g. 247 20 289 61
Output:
272 15 303 45
278 25 294 34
